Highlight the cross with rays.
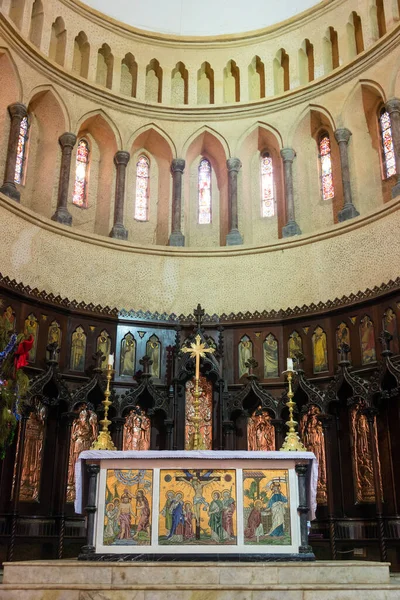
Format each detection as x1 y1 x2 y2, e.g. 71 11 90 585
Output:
182 334 215 380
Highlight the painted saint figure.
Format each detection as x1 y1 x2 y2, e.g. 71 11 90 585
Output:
359 316 376 365
66 405 98 502
160 491 175 536
70 326 86 371
120 333 136 376
312 326 328 373
146 334 161 378
2 306 15 333
104 502 120 541
119 488 134 539
133 489 150 539
183 502 195 540
167 492 185 541
263 334 279 378
97 330 111 369
244 500 264 541
238 336 253 378
221 489 236 539
24 314 39 362
266 482 288 536
208 491 224 542
288 331 302 359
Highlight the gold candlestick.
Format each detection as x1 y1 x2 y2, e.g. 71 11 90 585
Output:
182 334 215 450
280 369 306 452
91 363 116 450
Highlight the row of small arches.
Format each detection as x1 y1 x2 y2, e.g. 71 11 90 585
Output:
238 309 397 379
8 0 391 104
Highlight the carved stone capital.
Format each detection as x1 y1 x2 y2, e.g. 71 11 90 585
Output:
280 148 296 163
171 158 185 174
8 102 27 120
334 128 352 145
385 98 400 116
86 463 100 476
59 132 77 150
226 157 242 173
114 151 130 167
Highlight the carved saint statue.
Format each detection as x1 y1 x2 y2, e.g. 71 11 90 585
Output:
15 403 46 502
247 409 275 451
120 333 136 376
123 408 151 451
185 376 213 450
350 402 382 504
66 405 98 502
299 405 327 505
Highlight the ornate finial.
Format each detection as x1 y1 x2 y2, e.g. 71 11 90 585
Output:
93 350 105 372
338 342 351 364
46 342 60 364
379 330 393 355
139 354 153 376
245 357 258 377
193 304 205 330
217 326 224 359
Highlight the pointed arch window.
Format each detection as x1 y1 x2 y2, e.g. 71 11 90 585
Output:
135 154 150 221
379 108 396 178
14 116 29 184
72 139 89 207
261 152 275 217
198 158 212 224
318 132 335 200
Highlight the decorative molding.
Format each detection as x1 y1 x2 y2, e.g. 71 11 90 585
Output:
1 272 400 325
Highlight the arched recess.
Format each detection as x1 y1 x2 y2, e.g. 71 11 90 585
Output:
298 39 314 85
0 50 22 192
9 0 25 29
340 80 386 214
183 129 229 247
49 17 66 67
238 123 284 244
73 112 119 236
322 26 339 74
96 44 113 89
171 62 188 105
22 88 67 218
346 12 364 60
290 106 341 233
370 0 386 41
145 59 162 103
248 56 265 101
72 31 90 79
29 0 44 49
197 62 214 105
121 53 137 97
128 127 174 245
273 49 289 95
223 60 240 103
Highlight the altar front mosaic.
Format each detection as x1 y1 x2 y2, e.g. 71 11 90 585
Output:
242 469 291 545
103 469 153 546
158 469 237 545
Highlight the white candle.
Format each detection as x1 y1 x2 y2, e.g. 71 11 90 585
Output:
286 357 294 371
108 353 114 367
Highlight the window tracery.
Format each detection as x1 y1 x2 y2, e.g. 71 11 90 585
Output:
135 155 150 221
379 108 396 178
14 116 29 184
260 152 275 217
318 133 335 201
198 158 212 224
72 139 89 207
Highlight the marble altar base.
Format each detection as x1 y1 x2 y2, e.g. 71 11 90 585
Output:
2 560 400 600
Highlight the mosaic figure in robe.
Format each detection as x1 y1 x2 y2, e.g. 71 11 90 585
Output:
266 482 288 536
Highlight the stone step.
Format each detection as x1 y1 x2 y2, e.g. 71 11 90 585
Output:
2 560 399 600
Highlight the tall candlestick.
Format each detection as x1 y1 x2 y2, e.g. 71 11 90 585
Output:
108 353 114 367
91 363 116 450
280 368 306 452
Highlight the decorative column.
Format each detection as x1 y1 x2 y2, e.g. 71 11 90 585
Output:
80 463 100 556
111 417 125 450
281 148 301 237
0 103 27 202
51 133 76 225
385 98 400 198
271 418 285 449
169 158 185 246
110 150 130 240
364 407 387 562
222 421 235 450
334 128 360 222
295 463 314 556
226 158 243 245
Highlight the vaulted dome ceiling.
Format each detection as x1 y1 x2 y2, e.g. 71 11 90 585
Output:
82 0 320 36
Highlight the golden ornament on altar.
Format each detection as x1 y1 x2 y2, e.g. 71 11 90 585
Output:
280 368 306 452
91 361 116 451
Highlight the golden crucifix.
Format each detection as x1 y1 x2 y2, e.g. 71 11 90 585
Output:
182 334 215 450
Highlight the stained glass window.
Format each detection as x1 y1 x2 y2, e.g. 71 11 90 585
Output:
319 133 335 201
379 108 396 178
261 152 275 217
198 158 211 224
134 155 150 221
72 139 89 207
14 116 29 184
